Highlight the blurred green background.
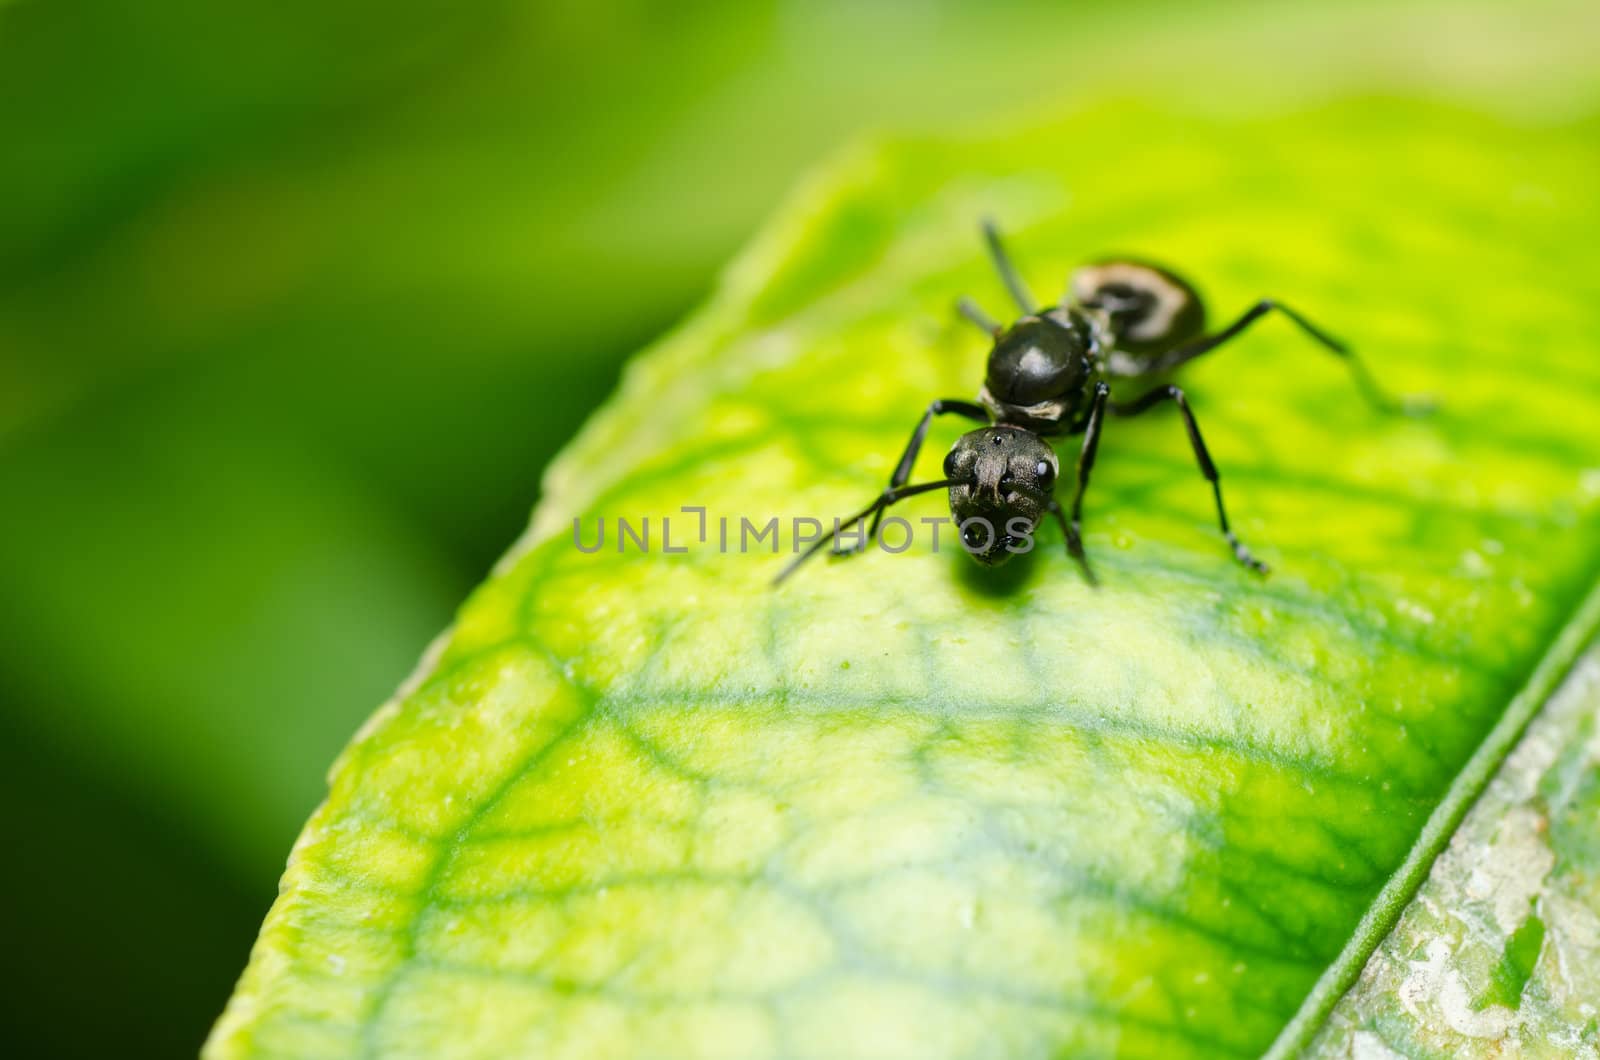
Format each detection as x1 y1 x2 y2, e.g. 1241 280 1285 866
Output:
1 1 1594 1056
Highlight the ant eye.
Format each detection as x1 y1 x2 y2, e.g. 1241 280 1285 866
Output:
1035 460 1055 488
943 449 960 477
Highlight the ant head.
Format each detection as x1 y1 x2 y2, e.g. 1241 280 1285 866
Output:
984 308 1097 408
942 426 1059 566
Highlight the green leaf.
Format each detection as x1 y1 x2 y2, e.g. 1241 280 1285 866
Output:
209 98 1600 1058
1308 647 1600 1056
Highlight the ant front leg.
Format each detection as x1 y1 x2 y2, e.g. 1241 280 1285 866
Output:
1052 382 1110 586
863 399 989 545
1110 384 1268 574
1151 299 1431 416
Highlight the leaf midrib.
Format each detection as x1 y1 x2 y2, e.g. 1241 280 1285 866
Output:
1265 575 1600 1056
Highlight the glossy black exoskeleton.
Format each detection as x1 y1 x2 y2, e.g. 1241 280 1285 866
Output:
776 220 1427 585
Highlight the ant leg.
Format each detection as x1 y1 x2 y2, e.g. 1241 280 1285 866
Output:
1152 299 1430 416
773 479 956 586
957 297 1001 337
982 217 1037 314
1110 384 1269 574
864 399 989 543
1047 501 1093 586
1054 382 1110 586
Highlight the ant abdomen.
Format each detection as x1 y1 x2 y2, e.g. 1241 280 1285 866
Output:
1071 260 1206 361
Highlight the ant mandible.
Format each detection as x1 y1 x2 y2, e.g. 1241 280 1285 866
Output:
776 220 1426 586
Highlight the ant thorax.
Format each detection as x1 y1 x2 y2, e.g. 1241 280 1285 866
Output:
977 306 1106 434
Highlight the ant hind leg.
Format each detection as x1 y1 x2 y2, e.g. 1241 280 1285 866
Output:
957 297 1001 337
981 218 1037 314
1151 299 1432 416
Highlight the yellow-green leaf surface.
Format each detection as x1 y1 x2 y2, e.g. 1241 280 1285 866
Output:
210 99 1600 1058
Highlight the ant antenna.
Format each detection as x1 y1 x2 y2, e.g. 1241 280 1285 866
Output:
774 478 956 586
982 217 1036 315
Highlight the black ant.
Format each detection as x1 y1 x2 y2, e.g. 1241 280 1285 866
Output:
776 220 1428 586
